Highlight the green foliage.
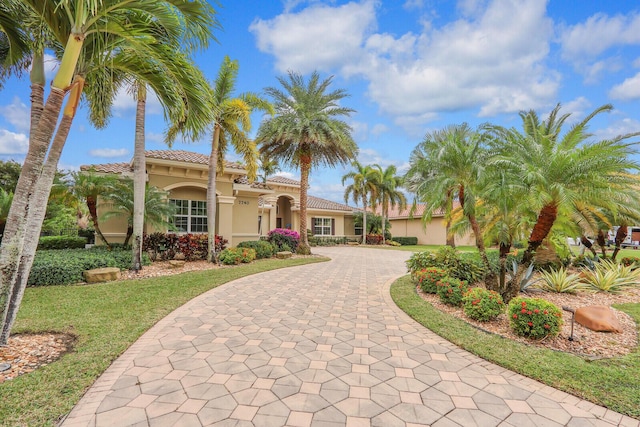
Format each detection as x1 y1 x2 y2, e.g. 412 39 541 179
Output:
309 235 348 246
508 260 541 291
571 255 597 269
237 240 275 259
620 257 640 268
463 287 504 322
415 267 448 294
28 248 151 287
143 233 227 261
386 240 402 247
267 228 299 252
581 260 640 293
538 267 586 293
0 159 21 193
436 277 469 306
406 251 437 276
366 234 384 245
508 297 563 339
219 247 256 265
37 236 87 250
392 236 418 246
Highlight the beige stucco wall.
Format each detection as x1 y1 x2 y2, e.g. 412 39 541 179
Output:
390 217 474 246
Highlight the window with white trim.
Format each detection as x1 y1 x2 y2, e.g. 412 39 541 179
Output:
170 199 208 233
313 217 333 236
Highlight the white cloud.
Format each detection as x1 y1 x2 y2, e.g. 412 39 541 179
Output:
0 97 30 132
560 12 640 61
371 123 389 137
252 0 558 130
147 132 165 143
112 86 163 116
250 1 378 74
594 118 640 141
358 148 409 171
609 72 640 101
0 129 28 155
89 148 130 158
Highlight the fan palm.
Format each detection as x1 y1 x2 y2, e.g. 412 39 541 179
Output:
488 104 640 299
342 161 378 244
256 71 358 253
201 56 272 263
372 164 406 244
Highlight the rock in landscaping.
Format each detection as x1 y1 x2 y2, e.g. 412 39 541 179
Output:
276 251 292 259
83 267 121 284
168 260 185 269
575 305 623 333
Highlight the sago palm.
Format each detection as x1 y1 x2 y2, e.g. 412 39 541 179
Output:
256 71 358 253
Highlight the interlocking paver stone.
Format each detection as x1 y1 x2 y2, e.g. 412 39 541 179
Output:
61 247 638 427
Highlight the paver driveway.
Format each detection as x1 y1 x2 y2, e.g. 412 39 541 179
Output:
62 247 637 427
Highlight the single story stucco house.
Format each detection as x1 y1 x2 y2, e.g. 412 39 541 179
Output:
81 150 359 247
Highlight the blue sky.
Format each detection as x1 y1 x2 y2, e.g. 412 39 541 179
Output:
1 0 640 204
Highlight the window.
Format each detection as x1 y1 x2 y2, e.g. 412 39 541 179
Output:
170 199 208 233
354 223 363 236
313 217 334 236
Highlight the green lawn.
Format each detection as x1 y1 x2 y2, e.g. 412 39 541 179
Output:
0 257 328 427
391 275 640 419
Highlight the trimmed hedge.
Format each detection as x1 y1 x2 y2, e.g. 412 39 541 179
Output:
28 248 151 287
392 236 418 246
37 235 87 250
237 240 275 259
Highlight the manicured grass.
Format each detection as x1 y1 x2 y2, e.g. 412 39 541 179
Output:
0 257 328 427
391 275 640 418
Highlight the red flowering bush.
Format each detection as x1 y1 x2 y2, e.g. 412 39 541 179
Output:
508 297 563 339
219 247 256 265
436 277 469 306
415 267 448 294
462 287 504 322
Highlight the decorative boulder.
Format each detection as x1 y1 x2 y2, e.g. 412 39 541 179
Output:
83 267 121 284
168 260 185 269
276 251 292 259
575 305 623 333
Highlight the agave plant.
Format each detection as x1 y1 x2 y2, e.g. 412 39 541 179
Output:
581 260 640 293
538 267 586 294
508 260 541 292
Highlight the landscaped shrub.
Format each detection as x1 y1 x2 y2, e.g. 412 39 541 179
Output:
219 247 256 265
406 251 437 277
581 260 640 293
366 234 383 245
415 267 448 294
463 287 504 321
142 232 227 261
386 240 401 247
37 235 87 250
237 240 275 259
436 277 469 306
538 267 586 293
268 228 299 252
620 256 640 268
508 297 563 339
28 248 151 287
391 236 418 246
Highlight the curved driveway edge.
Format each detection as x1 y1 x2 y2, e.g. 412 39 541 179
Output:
61 247 638 427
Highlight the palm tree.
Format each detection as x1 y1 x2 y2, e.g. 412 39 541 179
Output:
404 124 491 268
70 169 118 248
342 161 377 244
203 56 272 263
101 179 177 248
372 164 406 244
0 0 217 344
488 104 640 299
256 71 358 254
259 153 280 184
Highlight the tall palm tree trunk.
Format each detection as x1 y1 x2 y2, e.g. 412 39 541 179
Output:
207 125 220 263
0 78 80 343
459 186 493 286
521 203 558 267
497 242 511 295
612 225 628 261
361 199 367 245
0 87 67 345
86 196 110 247
298 156 311 254
132 84 146 271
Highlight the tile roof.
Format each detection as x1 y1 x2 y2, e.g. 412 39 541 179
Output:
267 176 300 186
80 162 131 174
307 196 354 212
